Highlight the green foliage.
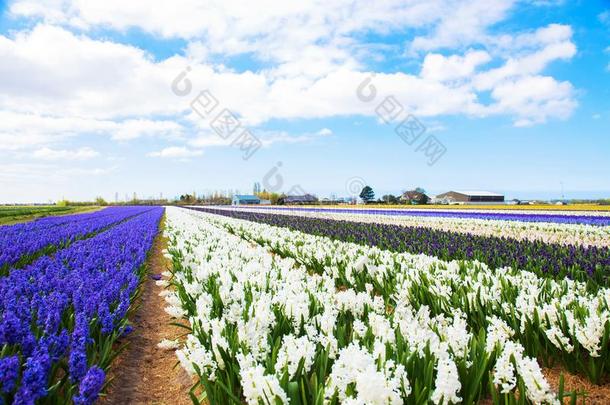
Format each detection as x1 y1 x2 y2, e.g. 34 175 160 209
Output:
256 191 282 205
381 194 400 204
178 194 198 204
359 186 375 203
0 205 80 225
95 196 108 206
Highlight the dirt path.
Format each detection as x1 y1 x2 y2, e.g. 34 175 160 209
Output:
101 217 193 405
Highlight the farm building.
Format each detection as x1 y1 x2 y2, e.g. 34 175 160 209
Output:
278 194 319 205
232 195 261 205
435 191 505 204
401 190 430 204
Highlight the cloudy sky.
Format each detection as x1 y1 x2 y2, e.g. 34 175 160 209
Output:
0 0 609 203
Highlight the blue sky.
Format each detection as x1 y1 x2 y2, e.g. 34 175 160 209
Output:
0 0 609 203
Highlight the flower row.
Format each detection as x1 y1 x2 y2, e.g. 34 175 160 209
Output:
201 209 610 383
187 207 610 286
208 206 610 248
223 206 610 226
0 206 163 404
0 206 154 274
163 207 598 404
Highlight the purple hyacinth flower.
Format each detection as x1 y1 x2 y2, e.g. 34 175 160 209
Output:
0 355 20 393
13 349 51 405
73 367 106 405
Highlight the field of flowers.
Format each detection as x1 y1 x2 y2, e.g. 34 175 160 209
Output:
205 206 610 248
290 205 610 213
0 206 163 404
3 203 609 404
225 206 610 226
0 206 153 275
187 207 610 286
162 206 610 404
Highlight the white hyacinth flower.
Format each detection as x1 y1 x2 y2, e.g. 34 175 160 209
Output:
157 339 181 351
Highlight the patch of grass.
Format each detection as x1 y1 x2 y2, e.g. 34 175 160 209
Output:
0 206 101 226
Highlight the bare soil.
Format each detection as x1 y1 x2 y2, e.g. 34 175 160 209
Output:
101 218 193 405
544 366 610 404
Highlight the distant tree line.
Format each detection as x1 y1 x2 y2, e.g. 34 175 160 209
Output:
48 193 610 207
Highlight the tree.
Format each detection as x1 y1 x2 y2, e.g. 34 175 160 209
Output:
414 193 429 205
178 194 196 204
381 194 399 204
415 187 427 194
414 187 429 204
257 190 281 205
359 186 375 203
95 196 108 206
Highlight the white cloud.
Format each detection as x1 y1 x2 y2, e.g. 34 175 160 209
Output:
0 162 115 183
31 146 99 160
0 110 183 150
497 23 573 52
0 4 580 142
410 0 516 52
0 24 191 119
489 75 575 126
9 1 451 59
317 128 333 136
188 127 334 150
187 133 232 148
7 1 567 82
473 25 576 91
421 50 491 82
147 146 203 158
257 129 334 146
111 119 183 141
0 0 590 203
0 160 118 203
530 0 565 5
6 0 441 89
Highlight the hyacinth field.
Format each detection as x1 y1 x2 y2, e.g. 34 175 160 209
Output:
158 206 610 404
0 206 163 404
3 205 610 404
